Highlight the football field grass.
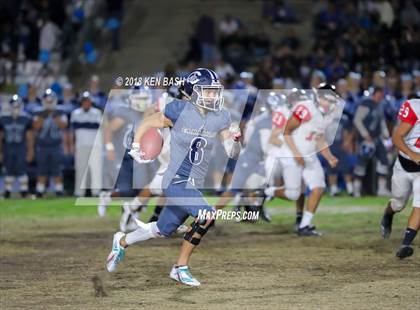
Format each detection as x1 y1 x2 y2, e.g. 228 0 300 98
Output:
1 196 419 309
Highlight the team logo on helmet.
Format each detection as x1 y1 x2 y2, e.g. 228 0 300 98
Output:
187 71 202 85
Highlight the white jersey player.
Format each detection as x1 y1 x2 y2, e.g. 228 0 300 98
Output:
265 85 341 236
380 97 420 259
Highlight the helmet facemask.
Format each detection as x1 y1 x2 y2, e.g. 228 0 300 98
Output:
267 92 289 112
129 91 152 112
316 92 340 115
192 84 224 111
43 97 57 111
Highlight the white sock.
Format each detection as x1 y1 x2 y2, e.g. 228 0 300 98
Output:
353 179 362 196
55 183 63 192
125 221 162 245
330 185 338 194
299 211 314 229
18 175 29 191
130 196 142 211
5 176 14 191
36 183 45 193
346 182 353 195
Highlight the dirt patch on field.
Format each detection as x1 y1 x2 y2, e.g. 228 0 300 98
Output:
0 218 419 310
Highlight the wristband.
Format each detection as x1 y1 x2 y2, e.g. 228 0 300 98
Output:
105 142 115 151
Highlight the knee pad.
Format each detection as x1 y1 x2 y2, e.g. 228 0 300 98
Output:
184 219 214 246
285 189 301 201
389 198 407 213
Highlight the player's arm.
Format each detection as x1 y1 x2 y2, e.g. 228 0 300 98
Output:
353 105 373 142
393 121 420 164
342 127 354 153
133 112 173 144
130 112 173 162
381 118 390 139
268 127 283 147
284 116 304 165
220 123 242 159
32 114 44 131
144 106 155 118
317 134 338 168
102 116 125 160
26 129 34 162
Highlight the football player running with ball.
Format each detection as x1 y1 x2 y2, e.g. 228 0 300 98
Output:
105 68 241 286
380 97 420 259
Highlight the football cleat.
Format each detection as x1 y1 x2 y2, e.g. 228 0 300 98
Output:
396 245 414 259
169 265 201 287
298 226 322 237
295 223 315 233
380 211 394 239
98 191 111 218
106 232 126 272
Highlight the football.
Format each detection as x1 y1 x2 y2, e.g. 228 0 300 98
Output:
140 128 163 160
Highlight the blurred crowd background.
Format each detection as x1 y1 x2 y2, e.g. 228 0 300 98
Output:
0 0 419 198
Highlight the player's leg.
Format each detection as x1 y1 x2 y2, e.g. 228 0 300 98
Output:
344 174 354 196
146 181 214 286
35 146 48 197
381 160 412 238
326 146 340 196
98 154 133 217
90 142 103 197
14 146 29 197
170 186 215 287
295 193 305 231
215 156 255 210
328 174 339 196
244 169 270 222
106 219 163 272
51 146 64 196
3 148 15 198
265 163 302 201
74 145 87 197
148 195 165 222
353 153 368 198
106 184 175 271
396 177 420 259
375 142 390 197
130 170 165 213
18 175 29 198
298 159 326 236
120 160 155 228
